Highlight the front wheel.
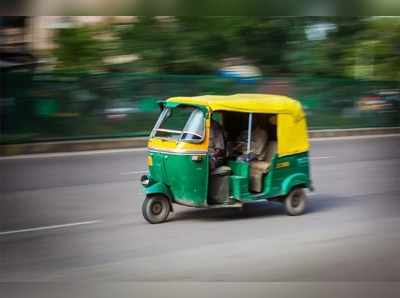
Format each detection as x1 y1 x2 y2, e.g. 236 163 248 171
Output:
142 195 171 224
284 188 306 216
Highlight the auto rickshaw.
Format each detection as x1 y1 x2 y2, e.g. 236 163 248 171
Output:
141 94 313 224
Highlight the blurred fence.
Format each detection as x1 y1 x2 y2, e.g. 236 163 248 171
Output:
1 72 400 144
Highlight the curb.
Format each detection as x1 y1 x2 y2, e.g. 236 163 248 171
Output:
309 127 400 138
0 137 148 156
1 127 400 156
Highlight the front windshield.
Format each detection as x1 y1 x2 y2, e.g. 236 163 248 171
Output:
151 106 205 142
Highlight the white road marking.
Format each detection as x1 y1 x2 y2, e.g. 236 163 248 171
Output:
0 147 147 160
310 156 334 160
0 220 102 236
120 170 147 175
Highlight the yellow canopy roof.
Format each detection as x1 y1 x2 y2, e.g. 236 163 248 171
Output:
167 94 304 117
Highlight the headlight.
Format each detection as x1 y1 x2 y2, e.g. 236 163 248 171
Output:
141 175 150 186
147 156 153 167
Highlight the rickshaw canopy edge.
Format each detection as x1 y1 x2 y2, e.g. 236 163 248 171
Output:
167 94 305 118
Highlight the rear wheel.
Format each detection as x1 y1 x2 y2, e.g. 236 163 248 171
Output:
284 187 306 216
142 195 171 224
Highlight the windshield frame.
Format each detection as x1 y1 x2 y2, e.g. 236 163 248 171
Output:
150 105 206 144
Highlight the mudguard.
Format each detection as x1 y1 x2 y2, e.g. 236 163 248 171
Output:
282 173 309 194
142 182 174 211
143 182 173 200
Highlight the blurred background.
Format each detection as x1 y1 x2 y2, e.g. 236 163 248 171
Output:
2 16 400 292
1 16 400 144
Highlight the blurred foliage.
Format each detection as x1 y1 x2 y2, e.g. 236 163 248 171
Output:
2 72 399 144
4 17 400 144
51 17 400 80
53 25 104 71
115 17 293 74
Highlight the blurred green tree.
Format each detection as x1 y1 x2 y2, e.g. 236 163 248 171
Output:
345 17 400 80
53 25 104 71
284 17 368 77
51 17 400 80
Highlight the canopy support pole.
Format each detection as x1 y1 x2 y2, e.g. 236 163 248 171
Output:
246 113 253 154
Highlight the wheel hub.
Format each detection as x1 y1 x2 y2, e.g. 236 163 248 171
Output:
151 202 163 215
291 195 300 208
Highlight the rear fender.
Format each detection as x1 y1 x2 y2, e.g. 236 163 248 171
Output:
282 173 308 194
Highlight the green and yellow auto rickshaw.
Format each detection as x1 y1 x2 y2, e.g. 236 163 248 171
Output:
141 94 313 223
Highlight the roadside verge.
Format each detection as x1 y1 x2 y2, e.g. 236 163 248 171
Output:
1 127 399 156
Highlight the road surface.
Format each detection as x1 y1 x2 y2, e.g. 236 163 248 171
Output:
1 135 400 288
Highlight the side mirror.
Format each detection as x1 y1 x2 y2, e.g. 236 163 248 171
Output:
157 101 165 111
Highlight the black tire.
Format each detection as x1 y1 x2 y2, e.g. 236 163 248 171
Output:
284 187 306 216
142 195 171 224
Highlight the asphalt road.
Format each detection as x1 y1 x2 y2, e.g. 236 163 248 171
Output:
1 135 400 287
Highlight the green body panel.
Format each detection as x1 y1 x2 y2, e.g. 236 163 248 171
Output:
227 152 311 201
145 150 209 206
228 160 250 199
143 149 311 207
281 173 309 193
229 175 249 199
228 160 249 177
142 181 173 199
268 152 311 197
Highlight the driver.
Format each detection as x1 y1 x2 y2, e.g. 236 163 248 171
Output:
209 118 226 171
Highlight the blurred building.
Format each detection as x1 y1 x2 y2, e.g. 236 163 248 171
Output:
1 16 136 51
28 16 136 51
0 17 36 70
1 16 137 72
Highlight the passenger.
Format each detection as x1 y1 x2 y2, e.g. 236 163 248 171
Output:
235 117 268 160
234 116 272 192
250 119 269 161
250 117 275 192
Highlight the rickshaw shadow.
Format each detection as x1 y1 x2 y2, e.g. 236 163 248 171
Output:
171 194 351 222
306 194 355 213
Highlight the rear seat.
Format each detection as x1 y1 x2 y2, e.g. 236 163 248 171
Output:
250 141 276 192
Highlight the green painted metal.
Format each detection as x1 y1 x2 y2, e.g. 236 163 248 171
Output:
228 160 249 177
268 152 311 197
229 175 249 199
143 147 311 207
142 181 173 200
228 160 250 199
226 152 311 202
281 173 309 193
146 150 209 206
